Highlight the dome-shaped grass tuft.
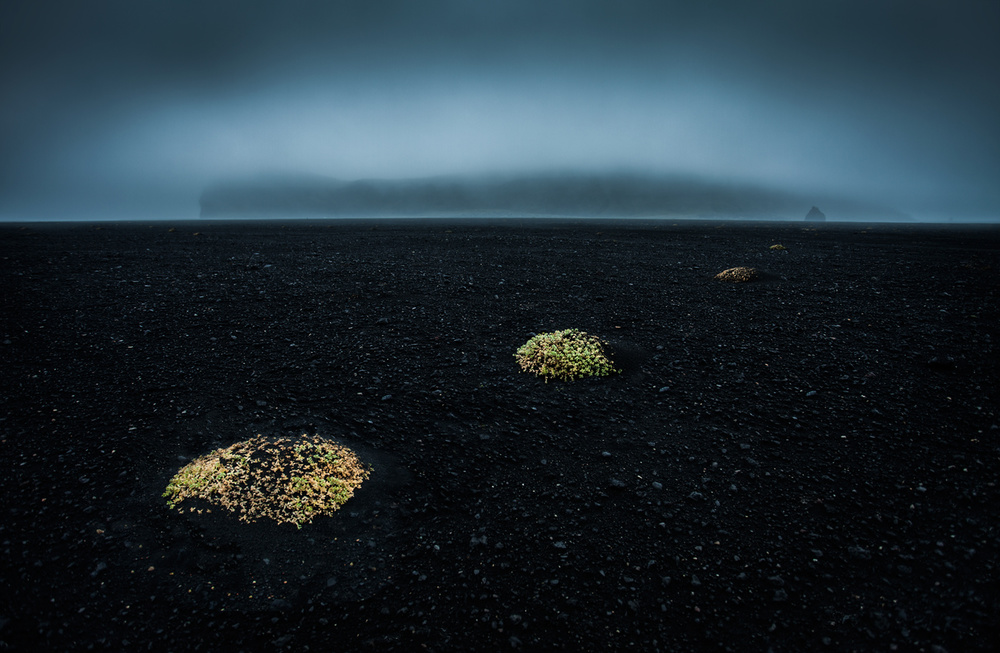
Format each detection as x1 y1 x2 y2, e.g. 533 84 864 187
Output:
163 433 370 528
714 266 760 282
515 328 620 382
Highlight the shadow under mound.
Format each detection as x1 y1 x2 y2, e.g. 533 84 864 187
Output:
145 432 413 611
747 270 781 283
606 340 653 382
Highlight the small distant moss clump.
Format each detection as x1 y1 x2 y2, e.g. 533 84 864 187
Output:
715 267 760 283
770 244 787 251
163 434 370 528
515 328 619 382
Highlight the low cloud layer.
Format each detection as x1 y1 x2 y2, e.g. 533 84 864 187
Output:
2 1 997 220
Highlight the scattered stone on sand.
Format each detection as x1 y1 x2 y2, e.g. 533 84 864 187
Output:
3 221 997 653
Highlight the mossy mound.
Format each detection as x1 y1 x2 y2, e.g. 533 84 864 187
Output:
515 328 620 382
163 434 371 528
714 267 760 283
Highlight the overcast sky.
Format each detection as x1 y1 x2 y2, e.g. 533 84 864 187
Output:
1 0 997 220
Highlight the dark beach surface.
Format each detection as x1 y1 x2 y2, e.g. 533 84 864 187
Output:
1 218 998 652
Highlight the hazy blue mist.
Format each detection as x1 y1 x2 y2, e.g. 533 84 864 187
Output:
1 1 997 221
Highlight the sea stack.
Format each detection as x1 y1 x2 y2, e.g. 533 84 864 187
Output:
805 206 826 222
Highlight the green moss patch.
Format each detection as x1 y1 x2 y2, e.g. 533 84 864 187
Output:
515 328 620 382
714 266 760 283
164 434 371 528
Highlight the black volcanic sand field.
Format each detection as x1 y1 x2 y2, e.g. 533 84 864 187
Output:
1 219 998 652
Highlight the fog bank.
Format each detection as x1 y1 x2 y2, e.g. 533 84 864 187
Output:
2 1 997 221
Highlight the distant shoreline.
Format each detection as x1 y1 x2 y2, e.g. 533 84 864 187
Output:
198 172 915 222
2 216 998 230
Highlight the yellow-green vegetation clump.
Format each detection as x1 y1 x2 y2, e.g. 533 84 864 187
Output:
770 244 787 251
163 434 370 528
714 266 760 283
515 328 620 382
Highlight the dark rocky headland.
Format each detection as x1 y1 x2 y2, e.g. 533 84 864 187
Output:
1 218 997 652
199 173 912 222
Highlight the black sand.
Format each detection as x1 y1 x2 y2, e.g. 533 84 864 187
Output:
1 219 998 651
